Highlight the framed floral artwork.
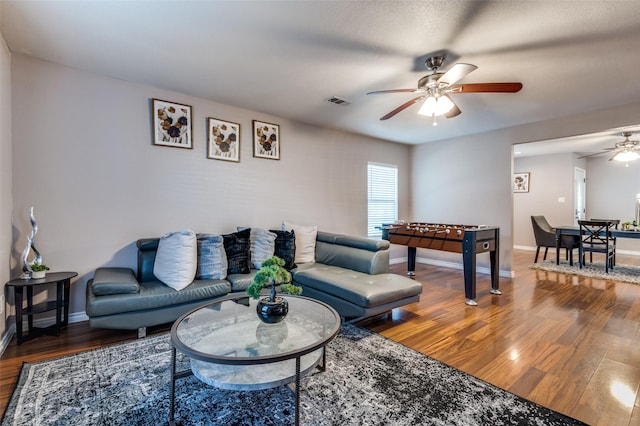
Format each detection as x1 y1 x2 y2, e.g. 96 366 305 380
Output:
207 117 240 162
513 172 530 193
253 120 280 160
152 99 193 149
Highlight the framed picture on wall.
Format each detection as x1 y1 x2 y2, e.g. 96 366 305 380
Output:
152 99 193 149
253 120 280 160
207 117 240 162
513 172 530 193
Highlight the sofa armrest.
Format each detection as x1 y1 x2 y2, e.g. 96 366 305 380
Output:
317 231 390 252
137 238 160 282
315 232 390 275
90 267 140 296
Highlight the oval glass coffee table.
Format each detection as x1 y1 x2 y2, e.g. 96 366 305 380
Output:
169 295 340 425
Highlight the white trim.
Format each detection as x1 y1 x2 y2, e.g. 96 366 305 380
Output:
390 256 515 278
0 311 89 357
0 323 16 357
515 244 640 257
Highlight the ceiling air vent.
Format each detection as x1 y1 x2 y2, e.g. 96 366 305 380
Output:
327 96 351 106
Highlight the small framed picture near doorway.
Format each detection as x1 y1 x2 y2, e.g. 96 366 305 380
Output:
514 172 530 193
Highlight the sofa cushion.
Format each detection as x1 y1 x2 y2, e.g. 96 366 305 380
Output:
91 268 139 296
293 264 422 308
270 229 297 270
226 270 259 292
87 279 231 317
196 234 227 279
223 228 251 274
153 230 197 291
283 221 317 264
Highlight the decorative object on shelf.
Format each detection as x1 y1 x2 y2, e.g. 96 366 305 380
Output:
253 120 280 160
513 172 530 193
207 117 240 162
152 98 193 149
20 206 43 279
246 256 302 323
29 262 49 279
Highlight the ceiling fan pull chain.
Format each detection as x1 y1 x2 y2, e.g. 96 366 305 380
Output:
432 115 438 126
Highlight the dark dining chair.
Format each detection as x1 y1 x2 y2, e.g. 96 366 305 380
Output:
590 218 619 265
531 216 579 264
578 220 616 272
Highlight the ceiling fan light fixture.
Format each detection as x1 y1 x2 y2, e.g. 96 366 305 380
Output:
417 94 454 117
613 150 640 162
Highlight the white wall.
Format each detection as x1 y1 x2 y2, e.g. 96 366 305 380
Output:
411 132 514 272
585 156 640 252
513 153 583 247
0 27 12 342
411 101 640 274
9 54 411 319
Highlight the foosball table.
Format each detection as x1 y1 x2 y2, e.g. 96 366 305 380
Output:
381 222 501 306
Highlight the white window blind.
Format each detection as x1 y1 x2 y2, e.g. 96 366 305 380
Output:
368 162 398 238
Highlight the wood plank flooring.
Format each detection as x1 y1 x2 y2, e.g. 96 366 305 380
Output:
2 249 640 425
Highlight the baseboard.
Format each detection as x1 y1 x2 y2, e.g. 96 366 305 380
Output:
514 245 640 257
0 311 89 357
0 323 16 357
390 256 514 278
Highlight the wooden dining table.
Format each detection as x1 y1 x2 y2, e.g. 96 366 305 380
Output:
555 226 640 265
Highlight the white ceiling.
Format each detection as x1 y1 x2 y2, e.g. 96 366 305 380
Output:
2 1 640 152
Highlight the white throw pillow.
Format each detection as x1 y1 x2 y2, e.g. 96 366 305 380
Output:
282 221 317 264
154 230 197 291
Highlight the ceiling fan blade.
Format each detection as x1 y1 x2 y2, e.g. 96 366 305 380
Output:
578 151 608 159
380 96 425 120
448 82 523 93
438 63 477 87
445 97 461 119
367 89 418 95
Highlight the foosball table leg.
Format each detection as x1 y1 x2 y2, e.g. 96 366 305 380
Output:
407 247 416 276
465 299 478 306
490 289 502 295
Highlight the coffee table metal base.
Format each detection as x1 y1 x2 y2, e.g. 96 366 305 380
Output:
169 347 327 426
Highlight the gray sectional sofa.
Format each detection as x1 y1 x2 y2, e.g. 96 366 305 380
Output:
85 231 422 334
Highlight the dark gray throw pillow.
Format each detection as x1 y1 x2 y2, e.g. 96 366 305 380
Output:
223 228 251 275
270 229 297 270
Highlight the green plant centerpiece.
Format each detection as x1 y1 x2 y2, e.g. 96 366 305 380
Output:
29 261 49 279
246 256 302 323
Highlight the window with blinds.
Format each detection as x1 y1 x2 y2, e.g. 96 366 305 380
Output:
367 162 398 238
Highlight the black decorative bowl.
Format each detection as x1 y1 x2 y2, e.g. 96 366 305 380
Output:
256 296 289 324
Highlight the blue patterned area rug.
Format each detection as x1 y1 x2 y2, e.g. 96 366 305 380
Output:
2 324 583 426
530 259 640 284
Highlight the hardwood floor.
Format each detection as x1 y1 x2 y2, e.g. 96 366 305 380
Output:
2 249 640 425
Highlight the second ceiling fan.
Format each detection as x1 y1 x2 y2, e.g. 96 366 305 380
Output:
367 55 523 124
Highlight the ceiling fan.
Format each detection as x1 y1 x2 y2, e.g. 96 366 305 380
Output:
579 132 640 163
367 55 523 124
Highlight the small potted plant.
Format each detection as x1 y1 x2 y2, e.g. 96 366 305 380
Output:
246 256 302 323
29 261 49 279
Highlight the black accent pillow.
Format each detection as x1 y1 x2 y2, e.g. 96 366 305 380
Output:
270 229 297 270
222 228 251 274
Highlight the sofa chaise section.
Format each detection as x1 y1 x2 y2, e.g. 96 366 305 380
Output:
293 231 423 320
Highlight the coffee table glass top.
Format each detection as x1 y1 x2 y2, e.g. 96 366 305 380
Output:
171 295 340 390
172 295 340 364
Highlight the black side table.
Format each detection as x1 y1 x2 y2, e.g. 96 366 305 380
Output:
5 271 78 345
